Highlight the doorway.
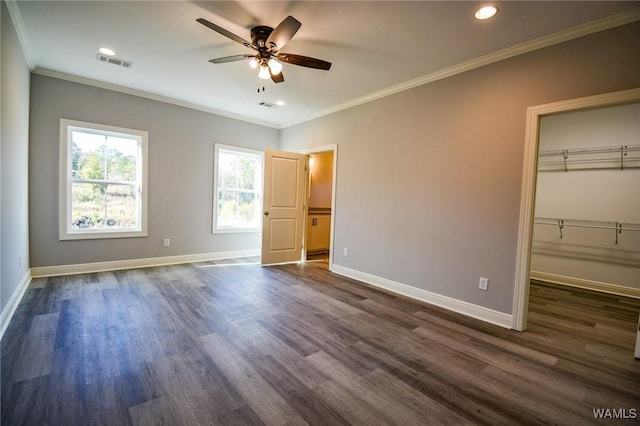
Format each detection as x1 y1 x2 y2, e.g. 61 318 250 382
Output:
512 88 640 331
261 145 337 266
305 151 333 262
304 145 337 265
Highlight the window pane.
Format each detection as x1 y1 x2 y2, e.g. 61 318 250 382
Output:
218 151 238 189
72 131 106 179
106 136 138 182
237 191 257 223
238 156 257 190
218 151 259 190
217 190 257 228
71 182 106 229
106 184 139 228
71 183 138 230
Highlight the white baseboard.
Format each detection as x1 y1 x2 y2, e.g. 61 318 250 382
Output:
330 264 513 329
30 249 261 278
531 270 640 299
1 269 32 340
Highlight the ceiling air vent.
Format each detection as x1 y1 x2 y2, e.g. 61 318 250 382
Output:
96 53 133 68
258 101 279 109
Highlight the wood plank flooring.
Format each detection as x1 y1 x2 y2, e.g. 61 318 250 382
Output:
2 261 639 425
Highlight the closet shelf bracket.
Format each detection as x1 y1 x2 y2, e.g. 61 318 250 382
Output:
557 218 564 238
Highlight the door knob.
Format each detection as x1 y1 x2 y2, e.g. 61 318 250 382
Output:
264 211 269 216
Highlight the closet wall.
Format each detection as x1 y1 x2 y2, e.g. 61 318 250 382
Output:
306 152 333 256
308 152 334 208
531 103 640 291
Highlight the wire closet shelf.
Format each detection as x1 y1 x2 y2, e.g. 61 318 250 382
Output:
537 144 640 172
534 217 640 244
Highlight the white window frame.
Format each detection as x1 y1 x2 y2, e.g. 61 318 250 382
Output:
213 143 263 234
59 119 148 240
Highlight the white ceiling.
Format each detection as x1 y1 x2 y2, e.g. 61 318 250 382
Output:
9 1 640 128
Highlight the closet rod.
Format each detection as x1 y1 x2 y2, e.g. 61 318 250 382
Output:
538 144 640 158
538 144 640 171
534 217 640 244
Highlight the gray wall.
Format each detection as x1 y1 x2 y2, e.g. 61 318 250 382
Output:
533 103 640 288
1 2 31 313
29 75 280 267
281 22 640 314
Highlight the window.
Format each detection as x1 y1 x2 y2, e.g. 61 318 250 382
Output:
59 119 148 240
213 144 263 233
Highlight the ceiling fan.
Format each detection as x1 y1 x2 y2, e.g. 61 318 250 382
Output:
196 15 331 84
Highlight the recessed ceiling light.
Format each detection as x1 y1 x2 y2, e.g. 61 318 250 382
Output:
98 47 116 56
475 5 498 20
276 100 286 106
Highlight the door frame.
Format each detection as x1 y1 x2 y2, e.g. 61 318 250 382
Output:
302 144 338 269
511 87 640 331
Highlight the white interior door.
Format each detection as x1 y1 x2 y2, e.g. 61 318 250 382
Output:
261 149 307 265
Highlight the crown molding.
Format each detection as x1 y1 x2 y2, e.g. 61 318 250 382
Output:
16 5 640 131
4 0 36 69
32 68 281 129
282 7 640 129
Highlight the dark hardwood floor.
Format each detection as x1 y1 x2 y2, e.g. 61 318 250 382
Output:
2 260 639 425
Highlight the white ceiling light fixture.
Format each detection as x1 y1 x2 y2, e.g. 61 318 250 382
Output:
267 58 283 75
258 64 271 80
276 100 285 106
97 47 116 56
475 5 498 20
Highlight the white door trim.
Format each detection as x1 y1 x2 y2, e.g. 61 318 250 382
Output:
512 87 640 331
302 144 338 269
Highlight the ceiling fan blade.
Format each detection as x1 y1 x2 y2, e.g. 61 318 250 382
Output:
276 53 331 70
196 18 252 48
271 70 284 83
209 54 255 64
266 16 301 50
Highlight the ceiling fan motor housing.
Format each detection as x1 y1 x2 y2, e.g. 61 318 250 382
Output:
251 26 275 49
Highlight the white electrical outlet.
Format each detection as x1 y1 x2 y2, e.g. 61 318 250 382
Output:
479 277 488 291
163 238 171 247
18 255 22 267
343 248 348 256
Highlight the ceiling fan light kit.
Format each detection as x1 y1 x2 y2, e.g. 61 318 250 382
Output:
258 65 271 80
197 15 331 87
268 58 283 75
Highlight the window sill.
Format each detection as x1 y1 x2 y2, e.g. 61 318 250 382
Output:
213 228 261 235
59 229 147 241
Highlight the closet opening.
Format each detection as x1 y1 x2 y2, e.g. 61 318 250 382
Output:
512 89 640 338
